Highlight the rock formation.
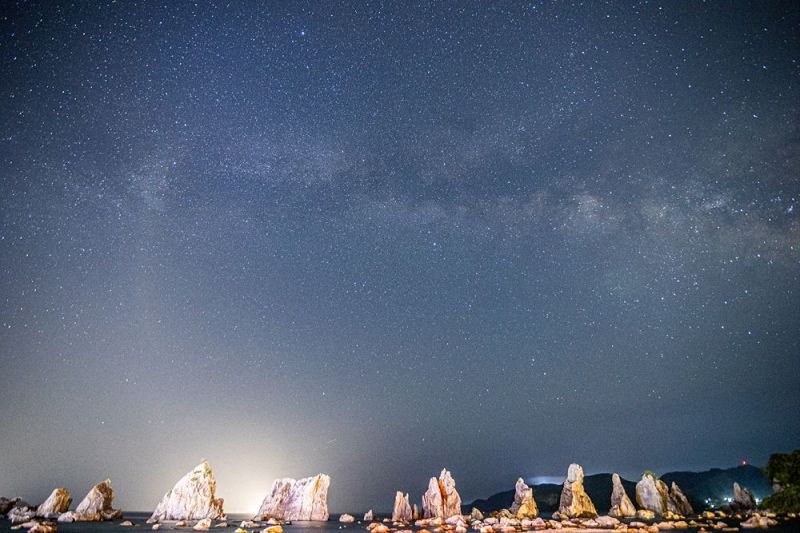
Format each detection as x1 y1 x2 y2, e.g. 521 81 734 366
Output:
421 469 462 520
7 505 36 524
392 492 413 522
36 488 72 518
508 478 538 519
608 473 636 518
364 510 374 521
61 479 123 521
556 464 597 519
253 474 330 521
149 461 226 522
635 472 669 516
412 504 420 520
0 497 17 516
339 514 355 523
732 482 757 512
667 482 693 516
469 507 484 521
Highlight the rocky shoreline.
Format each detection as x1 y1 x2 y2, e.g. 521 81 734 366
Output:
1 461 798 533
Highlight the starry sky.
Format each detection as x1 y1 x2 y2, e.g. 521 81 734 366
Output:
1 0 799 515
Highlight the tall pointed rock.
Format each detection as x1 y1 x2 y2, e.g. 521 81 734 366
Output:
421 469 462 520
608 473 636 518
149 461 225 522
72 479 123 521
509 478 538 519
667 482 693 516
37 488 72 518
556 464 597 519
392 491 412 522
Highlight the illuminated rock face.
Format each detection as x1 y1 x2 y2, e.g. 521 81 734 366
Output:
635 473 669 516
392 491 413 521
62 479 123 521
37 488 72 518
253 474 330 521
667 482 693 516
608 473 636 518
509 478 539 519
149 461 226 522
556 464 598 519
422 469 462 519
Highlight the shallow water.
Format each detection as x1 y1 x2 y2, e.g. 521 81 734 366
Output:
1 514 799 532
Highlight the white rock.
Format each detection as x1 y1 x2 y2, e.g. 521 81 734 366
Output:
636 472 669 516
149 461 226 521
392 492 412 522
339 514 355 523
194 517 213 530
364 510 374 521
253 474 330 521
72 479 123 521
37 488 72 518
422 469 462 519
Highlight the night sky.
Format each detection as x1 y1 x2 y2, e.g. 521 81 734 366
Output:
1 0 799 515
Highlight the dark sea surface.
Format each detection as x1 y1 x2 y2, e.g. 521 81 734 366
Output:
2 514 799 532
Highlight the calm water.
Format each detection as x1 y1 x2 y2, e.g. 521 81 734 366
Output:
2 514 799 532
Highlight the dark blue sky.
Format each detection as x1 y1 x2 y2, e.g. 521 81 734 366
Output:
1 0 798 514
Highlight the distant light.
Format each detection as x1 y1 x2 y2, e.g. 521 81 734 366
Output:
740 459 748 466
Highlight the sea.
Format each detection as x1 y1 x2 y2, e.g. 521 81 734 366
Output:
1 513 799 532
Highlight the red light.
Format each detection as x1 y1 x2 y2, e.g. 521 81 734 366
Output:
740 460 748 466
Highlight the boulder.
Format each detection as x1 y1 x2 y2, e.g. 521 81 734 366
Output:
392 492 413 522
508 478 539 519
556 464 597 519
28 523 57 533
36 488 72 518
193 518 212 530
7 505 37 524
609 473 636 518
421 469 462 519
149 461 226 521
741 515 778 528
636 472 669 516
70 479 123 521
253 474 330 521
339 513 355 523
364 510 374 521
732 482 757 512
667 482 693 516
469 507 484 521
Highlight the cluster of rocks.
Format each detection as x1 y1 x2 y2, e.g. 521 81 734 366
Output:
358 466 788 533
0 478 122 531
143 461 330 528
2 461 796 533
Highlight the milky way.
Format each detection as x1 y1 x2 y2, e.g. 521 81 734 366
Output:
1 1 798 514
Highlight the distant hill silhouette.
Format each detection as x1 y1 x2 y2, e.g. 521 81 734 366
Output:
464 465 770 514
